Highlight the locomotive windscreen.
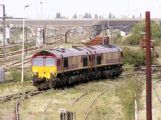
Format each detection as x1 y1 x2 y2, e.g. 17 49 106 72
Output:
32 57 43 66
45 57 56 66
32 56 56 66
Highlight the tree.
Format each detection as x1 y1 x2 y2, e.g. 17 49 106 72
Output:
94 14 98 19
123 47 146 67
83 13 92 19
55 12 62 19
112 14 115 19
88 13 92 18
62 16 66 19
139 14 142 19
99 16 102 19
108 13 112 19
132 15 135 19
125 21 161 45
73 13 77 19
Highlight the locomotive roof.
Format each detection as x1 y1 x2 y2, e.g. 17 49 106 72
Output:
32 45 122 58
82 44 122 54
32 47 90 58
51 47 90 58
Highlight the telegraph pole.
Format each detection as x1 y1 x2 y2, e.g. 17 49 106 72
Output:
145 11 152 120
1 4 6 61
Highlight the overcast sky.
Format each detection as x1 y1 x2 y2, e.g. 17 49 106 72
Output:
0 0 161 19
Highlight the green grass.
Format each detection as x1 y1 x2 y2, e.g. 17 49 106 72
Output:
0 100 17 119
14 76 143 120
0 73 146 120
0 76 146 120
116 75 144 120
0 81 35 97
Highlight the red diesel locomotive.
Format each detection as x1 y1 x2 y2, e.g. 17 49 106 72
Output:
31 44 123 89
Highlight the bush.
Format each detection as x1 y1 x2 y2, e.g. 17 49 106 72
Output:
123 47 146 67
24 71 32 81
10 69 21 81
123 64 134 72
124 34 140 45
124 21 161 46
9 69 32 82
116 76 143 120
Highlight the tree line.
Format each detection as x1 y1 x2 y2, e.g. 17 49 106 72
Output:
55 12 116 19
55 12 142 19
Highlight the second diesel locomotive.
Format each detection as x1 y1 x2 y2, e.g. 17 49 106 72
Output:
31 44 123 89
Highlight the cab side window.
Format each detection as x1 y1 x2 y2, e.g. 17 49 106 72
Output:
64 58 68 68
121 51 123 58
83 57 88 66
97 55 101 65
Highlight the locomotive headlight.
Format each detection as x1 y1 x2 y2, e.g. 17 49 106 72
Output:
50 71 55 75
50 70 56 77
33 71 38 76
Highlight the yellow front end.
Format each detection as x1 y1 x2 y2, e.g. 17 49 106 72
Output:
32 66 57 80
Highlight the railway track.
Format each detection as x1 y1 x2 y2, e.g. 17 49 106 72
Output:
0 38 63 59
5 46 39 57
71 92 88 107
0 38 64 71
12 89 48 120
134 65 161 72
69 72 143 109
3 56 31 71
0 70 146 120
121 71 145 77
0 90 45 103
120 65 161 78
0 40 33 49
81 70 149 120
83 86 110 120
0 89 47 120
0 46 42 60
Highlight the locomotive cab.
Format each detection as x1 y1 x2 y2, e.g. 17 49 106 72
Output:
31 51 58 80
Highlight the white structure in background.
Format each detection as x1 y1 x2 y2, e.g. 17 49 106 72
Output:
0 67 4 83
120 31 126 37
0 25 9 45
77 27 84 38
0 34 3 44
6 25 10 44
36 28 43 49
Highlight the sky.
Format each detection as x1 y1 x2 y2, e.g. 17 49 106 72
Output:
0 0 161 19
